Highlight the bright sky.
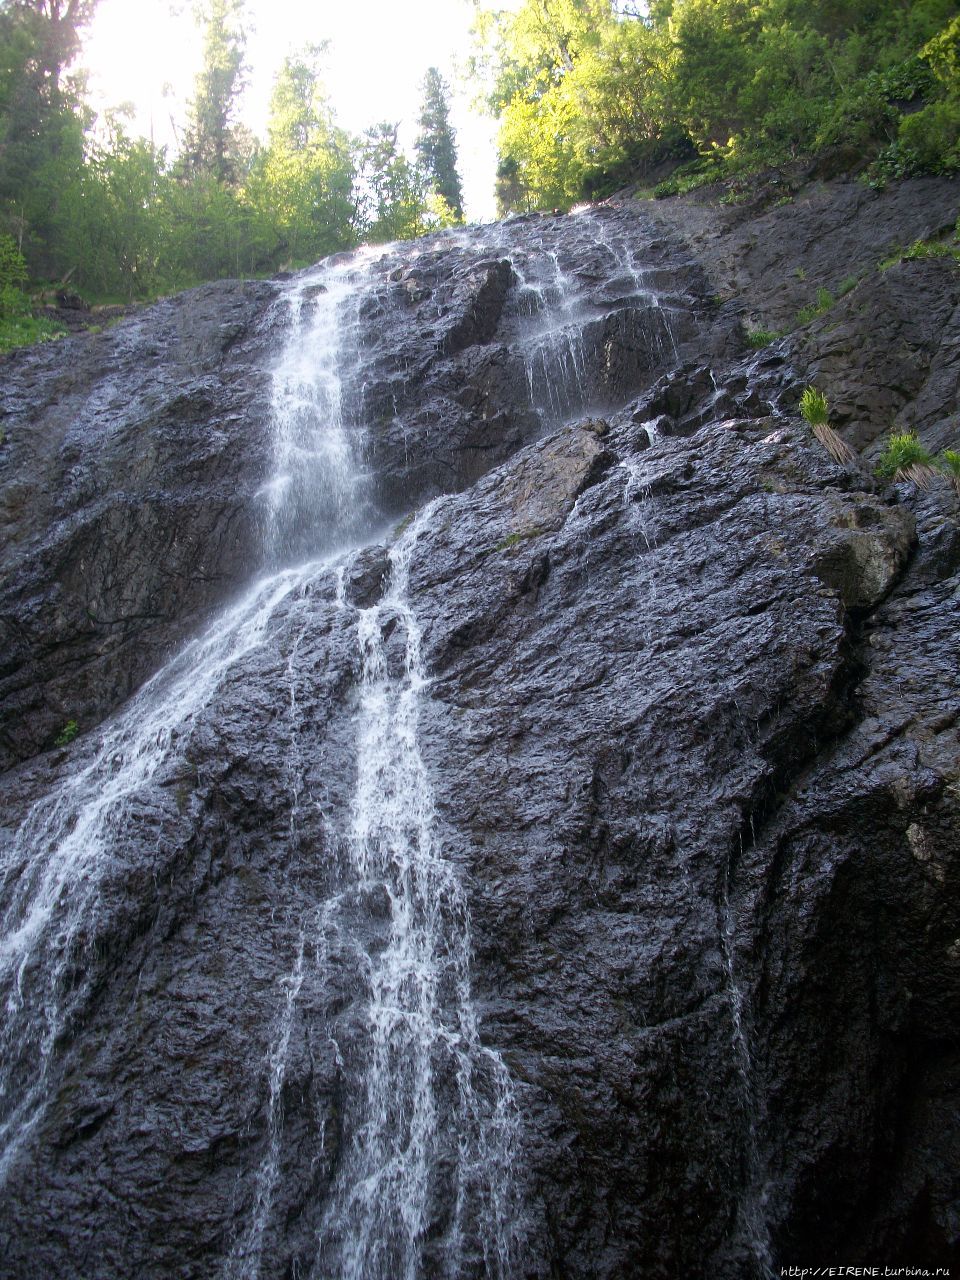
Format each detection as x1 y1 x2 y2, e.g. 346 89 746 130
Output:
84 0 502 222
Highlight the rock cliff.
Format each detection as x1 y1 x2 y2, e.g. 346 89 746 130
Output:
0 178 957 1278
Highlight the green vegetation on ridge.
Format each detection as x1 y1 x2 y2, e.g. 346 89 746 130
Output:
472 0 960 213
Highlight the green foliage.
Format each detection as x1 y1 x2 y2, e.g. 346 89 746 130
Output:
744 326 780 347
939 447 960 494
473 0 960 211
0 230 26 310
179 0 249 186
0 230 65 350
0 307 66 353
245 47 357 268
875 431 935 480
879 236 960 269
654 156 725 198
799 385 829 427
54 719 79 747
796 287 835 325
358 122 431 244
0 0 461 317
903 236 960 261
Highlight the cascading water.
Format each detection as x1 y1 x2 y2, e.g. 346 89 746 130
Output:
589 214 680 366
0 562 316 1184
479 208 687 431
263 257 375 562
508 242 590 426
313 508 520 1280
0 245 525 1278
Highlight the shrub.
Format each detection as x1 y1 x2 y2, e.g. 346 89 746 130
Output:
0 234 27 296
876 431 936 486
0 233 66 352
897 99 960 173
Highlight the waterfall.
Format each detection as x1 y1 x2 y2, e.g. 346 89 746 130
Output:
0 562 319 1183
483 209 685 431
263 257 375 563
508 242 589 426
0 247 524 1279
314 507 520 1280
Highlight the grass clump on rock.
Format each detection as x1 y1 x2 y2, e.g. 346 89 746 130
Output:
796 287 835 326
938 448 960 495
744 326 780 348
876 431 937 487
799 386 854 465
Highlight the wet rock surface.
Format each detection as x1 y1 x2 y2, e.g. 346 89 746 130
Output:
0 179 958 1278
0 208 712 771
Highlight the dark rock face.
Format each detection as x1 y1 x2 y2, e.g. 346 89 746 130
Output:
0 180 958 1279
0 278 283 769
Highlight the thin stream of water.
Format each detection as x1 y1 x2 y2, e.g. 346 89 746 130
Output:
314 507 520 1280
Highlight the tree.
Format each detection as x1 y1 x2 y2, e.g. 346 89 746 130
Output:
246 47 357 265
415 67 464 221
0 0 98 266
179 0 248 186
358 122 427 243
0 0 99 97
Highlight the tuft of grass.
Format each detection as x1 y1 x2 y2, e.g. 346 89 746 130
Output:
799 386 829 426
0 309 67 353
836 275 859 297
745 326 781 348
938 448 960 495
903 238 960 262
54 719 79 747
495 526 544 552
876 431 936 487
814 423 855 465
799 386 854 465
796 286 835 326
880 238 960 270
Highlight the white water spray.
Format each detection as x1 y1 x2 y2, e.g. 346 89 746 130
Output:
314 507 520 1280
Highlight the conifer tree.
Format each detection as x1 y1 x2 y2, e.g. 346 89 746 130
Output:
415 67 464 221
180 0 248 186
